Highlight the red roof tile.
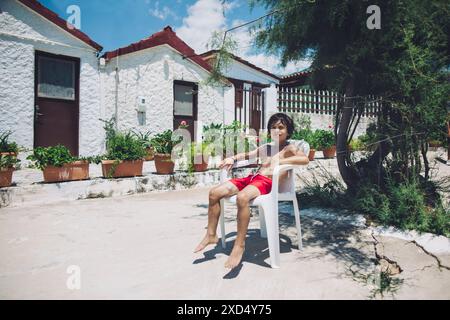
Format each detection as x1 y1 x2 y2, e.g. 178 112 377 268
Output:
200 50 280 80
103 26 212 72
17 0 103 51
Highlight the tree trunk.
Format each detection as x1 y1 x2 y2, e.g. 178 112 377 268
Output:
336 79 358 189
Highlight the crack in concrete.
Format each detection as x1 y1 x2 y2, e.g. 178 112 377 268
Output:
409 240 450 271
371 232 403 275
411 265 435 272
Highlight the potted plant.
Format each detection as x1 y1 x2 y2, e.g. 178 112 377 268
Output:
306 131 319 161
0 154 20 187
150 130 182 174
27 145 90 183
101 132 147 178
0 131 19 157
133 130 154 161
315 129 336 158
291 129 317 161
189 142 210 172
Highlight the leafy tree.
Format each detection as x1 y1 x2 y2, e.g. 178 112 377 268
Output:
249 0 450 191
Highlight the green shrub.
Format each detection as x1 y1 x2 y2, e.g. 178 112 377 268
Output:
298 166 450 237
349 138 364 151
27 145 76 170
150 130 183 155
354 179 449 235
388 181 431 232
0 131 19 153
291 129 320 150
0 154 21 169
291 128 311 141
428 206 450 238
132 130 153 149
99 117 117 151
106 132 147 161
315 129 335 150
224 120 247 133
358 123 380 151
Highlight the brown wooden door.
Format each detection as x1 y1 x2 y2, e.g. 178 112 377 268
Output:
34 51 80 156
250 87 263 133
173 81 197 141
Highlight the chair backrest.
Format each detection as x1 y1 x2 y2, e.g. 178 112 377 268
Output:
277 140 310 194
289 139 310 156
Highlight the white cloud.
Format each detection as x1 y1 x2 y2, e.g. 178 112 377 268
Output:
175 0 311 76
149 1 178 20
175 0 228 53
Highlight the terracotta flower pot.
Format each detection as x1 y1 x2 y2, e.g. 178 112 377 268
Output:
43 161 90 183
0 152 17 157
101 160 143 178
144 147 154 161
323 145 337 159
193 154 209 172
0 167 14 188
154 154 175 174
308 149 316 161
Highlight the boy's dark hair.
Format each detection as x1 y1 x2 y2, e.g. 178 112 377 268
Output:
267 113 294 139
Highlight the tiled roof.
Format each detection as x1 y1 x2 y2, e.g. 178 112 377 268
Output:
17 0 103 51
103 26 212 72
200 50 280 80
280 70 312 81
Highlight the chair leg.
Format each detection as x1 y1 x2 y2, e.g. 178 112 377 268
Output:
261 201 280 268
292 197 303 250
220 199 226 248
258 206 267 238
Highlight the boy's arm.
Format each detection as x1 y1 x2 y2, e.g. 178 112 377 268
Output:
230 143 267 162
279 145 309 166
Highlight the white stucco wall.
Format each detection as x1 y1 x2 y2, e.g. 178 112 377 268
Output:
223 85 235 125
224 59 279 86
0 0 103 157
102 45 225 141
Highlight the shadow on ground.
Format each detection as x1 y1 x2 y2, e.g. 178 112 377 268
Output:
190 201 375 279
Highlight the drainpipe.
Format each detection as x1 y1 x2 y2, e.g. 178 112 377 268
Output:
114 56 120 130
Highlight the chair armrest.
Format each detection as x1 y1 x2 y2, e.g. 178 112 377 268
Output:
270 164 299 196
219 160 256 183
272 164 297 179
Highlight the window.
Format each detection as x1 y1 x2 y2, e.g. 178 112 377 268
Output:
38 56 75 100
174 83 194 116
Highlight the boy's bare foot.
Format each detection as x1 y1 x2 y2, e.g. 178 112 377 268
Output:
225 245 245 269
194 234 219 253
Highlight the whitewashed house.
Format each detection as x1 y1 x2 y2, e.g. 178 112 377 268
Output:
1 0 281 158
101 26 227 143
0 0 230 157
0 0 104 157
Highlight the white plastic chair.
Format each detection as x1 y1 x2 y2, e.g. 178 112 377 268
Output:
219 140 310 268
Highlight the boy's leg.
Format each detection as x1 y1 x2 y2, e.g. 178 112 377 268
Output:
194 181 239 253
225 185 261 269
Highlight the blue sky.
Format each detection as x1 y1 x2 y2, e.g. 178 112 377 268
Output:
39 0 311 76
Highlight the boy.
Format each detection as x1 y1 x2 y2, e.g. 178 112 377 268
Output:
194 113 309 270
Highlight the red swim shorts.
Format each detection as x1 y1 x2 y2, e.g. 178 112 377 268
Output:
229 173 272 195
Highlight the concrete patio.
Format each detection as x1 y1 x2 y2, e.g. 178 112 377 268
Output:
0 149 448 299
0 186 449 300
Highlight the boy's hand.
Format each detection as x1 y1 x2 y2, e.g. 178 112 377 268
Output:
219 157 235 171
